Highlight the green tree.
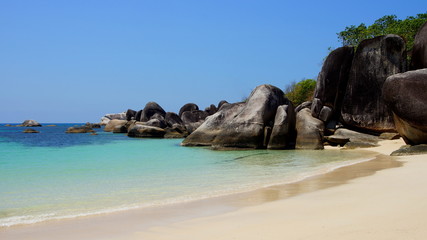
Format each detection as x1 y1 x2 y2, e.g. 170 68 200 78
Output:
337 13 427 52
284 79 317 106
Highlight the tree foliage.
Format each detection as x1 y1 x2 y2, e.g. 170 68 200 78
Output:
337 13 427 51
284 79 317 106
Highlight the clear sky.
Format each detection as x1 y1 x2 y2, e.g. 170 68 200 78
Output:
0 0 424 123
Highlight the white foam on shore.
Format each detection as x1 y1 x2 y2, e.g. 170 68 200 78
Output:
0 154 377 228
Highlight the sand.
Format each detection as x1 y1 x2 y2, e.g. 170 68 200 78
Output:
1 138 427 240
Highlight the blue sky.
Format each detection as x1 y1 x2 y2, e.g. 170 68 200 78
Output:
0 0 425 123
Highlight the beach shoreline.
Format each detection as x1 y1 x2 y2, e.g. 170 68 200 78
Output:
1 138 423 239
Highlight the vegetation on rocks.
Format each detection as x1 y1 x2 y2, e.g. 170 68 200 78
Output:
284 79 316 106
337 13 427 52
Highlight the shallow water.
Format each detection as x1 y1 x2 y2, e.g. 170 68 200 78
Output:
0 124 377 227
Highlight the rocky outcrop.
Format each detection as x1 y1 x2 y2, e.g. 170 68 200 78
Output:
313 46 354 121
182 84 289 149
341 34 407 133
267 104 296 149
410 21 427 70
100 112 126 125
66 126 95 133
179 103 199 117
383 69 427 145
21 120 42 127
23 128 40 133
127 125 166 138
104 119 127 132
295 108 324 150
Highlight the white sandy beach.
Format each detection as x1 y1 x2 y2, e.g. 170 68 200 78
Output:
1 138 427 240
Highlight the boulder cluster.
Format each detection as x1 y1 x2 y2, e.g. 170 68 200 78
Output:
98 22 427 151
102 101 225 139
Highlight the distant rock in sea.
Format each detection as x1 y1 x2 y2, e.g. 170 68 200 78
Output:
23 128 40 133
20 120 42 127
65 126 95 133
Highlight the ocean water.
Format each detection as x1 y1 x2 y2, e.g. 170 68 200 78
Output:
0 124 376 227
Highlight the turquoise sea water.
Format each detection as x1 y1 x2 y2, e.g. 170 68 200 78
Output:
0 124 376 227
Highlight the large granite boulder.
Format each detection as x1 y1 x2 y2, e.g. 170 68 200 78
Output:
383 69 427 145
410 21 427 70
179 103 199 117
182 84 288 149
127 125 166 138
21 120 42 127
341 34 407 133
140 102 166 122
100 112 126 125
295 108 324 150
181 110 209 133
313 46 354 120
267 104 296 149
126 109 137 121
104 119 127 132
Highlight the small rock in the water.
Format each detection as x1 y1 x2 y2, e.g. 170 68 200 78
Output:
65 126 95 133
391 144 427 156
23 128 40 133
